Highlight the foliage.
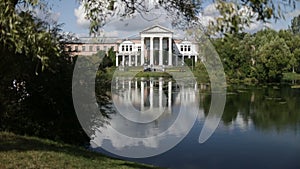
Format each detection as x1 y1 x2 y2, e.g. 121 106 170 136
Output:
255 36 292 81
211 28 300 83
0 0 90 144
290 14 300 35
79 0 297 35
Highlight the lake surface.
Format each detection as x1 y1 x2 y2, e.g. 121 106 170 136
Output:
91 77 300 169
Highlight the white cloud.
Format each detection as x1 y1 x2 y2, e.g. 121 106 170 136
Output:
101 8 183 38
203 3 219 17
52 12 61 22
74 4 90 29
198 3 219 27
198 3 271 33
286 9 300 18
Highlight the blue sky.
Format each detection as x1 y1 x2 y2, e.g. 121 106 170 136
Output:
50 1 300 37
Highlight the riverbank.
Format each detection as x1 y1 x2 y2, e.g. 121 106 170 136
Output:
0 132 160 169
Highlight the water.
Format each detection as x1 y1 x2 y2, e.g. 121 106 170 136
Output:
91 77 300 169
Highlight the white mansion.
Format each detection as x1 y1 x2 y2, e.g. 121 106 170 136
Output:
67 25 201 67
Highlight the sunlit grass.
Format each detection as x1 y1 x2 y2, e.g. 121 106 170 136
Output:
283 72 300 80
0 132 160 169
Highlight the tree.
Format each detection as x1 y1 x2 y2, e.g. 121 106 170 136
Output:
290 14 300 35
0 0 90 144
81 0 297 35
255 36 293 81
107 47 116 66
212 33 253 82
278 30 299 73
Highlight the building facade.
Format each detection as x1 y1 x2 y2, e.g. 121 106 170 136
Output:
66 25 200 67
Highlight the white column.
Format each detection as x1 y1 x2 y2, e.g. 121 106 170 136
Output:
128 81 131 100
141 37 145 65
116 55 119 66
129 55 131 66
116 77 119 90
168 37 172 66
150 37 154 65
159 78 163 109
159 37 163 66
135 80 138 103
135 80 138 90
141 81 144 111
168 81 172 111
122 55 125 66
135 54 137 66
182 55 185 65
150 80 153 109
195 55 198 63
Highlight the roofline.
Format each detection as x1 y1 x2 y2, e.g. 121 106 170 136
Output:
140 24 174 34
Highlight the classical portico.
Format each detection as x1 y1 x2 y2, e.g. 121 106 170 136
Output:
115 24 200 68
140 25 173 66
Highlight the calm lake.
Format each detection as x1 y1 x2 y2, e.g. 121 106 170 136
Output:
91 77 300 169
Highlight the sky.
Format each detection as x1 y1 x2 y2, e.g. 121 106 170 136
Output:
49 0 300 38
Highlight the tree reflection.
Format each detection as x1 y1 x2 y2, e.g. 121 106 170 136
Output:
200 85 300 132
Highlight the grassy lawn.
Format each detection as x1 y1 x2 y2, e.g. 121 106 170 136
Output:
0 132 160 169
283 72 300 81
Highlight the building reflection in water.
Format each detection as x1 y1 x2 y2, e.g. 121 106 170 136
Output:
113 77 199 116
90 77 259 154
90 77 202 154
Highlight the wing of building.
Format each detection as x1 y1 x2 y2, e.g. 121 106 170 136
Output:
66 25 202 67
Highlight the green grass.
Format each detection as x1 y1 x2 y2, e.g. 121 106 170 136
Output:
283 72 300 81
0 132 160 169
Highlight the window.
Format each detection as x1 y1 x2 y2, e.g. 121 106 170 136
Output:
184 45 187 51
89 46 93 52
187 45 191 51
138 46 141 51
96 46 100 51
75 46 78 51
125 45 128 51
111 46 114 50
122 45 124 51
82 46 86 52
180 45 183 51
129 45 132 51
104 46 107 51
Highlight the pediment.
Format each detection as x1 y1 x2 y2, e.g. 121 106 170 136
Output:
141 25 173 34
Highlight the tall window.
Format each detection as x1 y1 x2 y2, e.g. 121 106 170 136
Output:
129 45 132 51
180 45 183 51
104 46 107 51
75 46 78 51
89 46 93 52
96 46 100 51
122 45 124 51
82 46 86 52
125 45 128 51
138 46 141 51
187 46 191 51
184 45 187 51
